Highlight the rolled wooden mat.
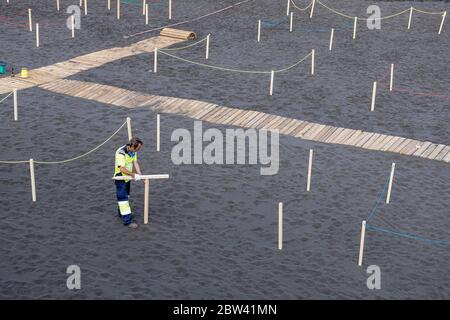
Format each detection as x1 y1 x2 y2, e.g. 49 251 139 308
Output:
160 28 197 40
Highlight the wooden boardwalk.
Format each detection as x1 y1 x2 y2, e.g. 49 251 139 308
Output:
0 36 182 95
39 79 450 164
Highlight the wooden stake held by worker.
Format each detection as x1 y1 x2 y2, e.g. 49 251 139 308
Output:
144 179 150 224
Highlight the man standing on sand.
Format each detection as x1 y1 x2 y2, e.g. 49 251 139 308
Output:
114 137 144 229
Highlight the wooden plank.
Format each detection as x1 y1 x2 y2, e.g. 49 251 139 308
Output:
355 132 375 148
252 114 273 129
393 138 413 153
325 127 346 143
284 120 304 135
335 129 356 144
245 112 267 128
435 146 450 161
344 130 364 146
303 124 326 140
398 140 421 155
419 143 438 158
443 150 450 163
427 144 446 160
386 137 406 152
255 114 279 129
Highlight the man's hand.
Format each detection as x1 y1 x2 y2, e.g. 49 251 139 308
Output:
134 173 142 181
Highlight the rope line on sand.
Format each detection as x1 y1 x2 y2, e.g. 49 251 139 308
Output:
160 36 207 51
367 225 450 246
0 91 13 104
290 0 313 12
0 120 127 165
315 0 446 21
124 0 255 39
158 50 312 74
366 176 390 223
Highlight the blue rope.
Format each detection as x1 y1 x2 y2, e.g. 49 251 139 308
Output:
367 225 450 246
366 176 390 223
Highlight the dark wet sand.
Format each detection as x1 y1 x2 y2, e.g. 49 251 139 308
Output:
0 0 449 299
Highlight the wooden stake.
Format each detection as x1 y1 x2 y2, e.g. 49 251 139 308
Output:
84 0 88 15
371 81 377 112
30 159 36 202
329 28 334 51
386 162 395 204
257 20 261 42
278 202 283 250
28 9 32 32
154 48 158 73
13 89 18 121
311 49 315 75
310 0 315 19
36 23 40 47
206 34 210 59
390 64 394 92
57 0 60 12
108 0 111 11
439 11 447 34
169 0 172 20
290 12 293 32
358 220 366 266
143 0 146 15
80 0 83 7
157 114 160 152
286 0 290 16
353 16 357 39
72 15 75 38
144 179 149 224
269 70 274 96
117 0 121 19
127 117 132 140
145 3 149 25
408 7 413 30
307 149 313 191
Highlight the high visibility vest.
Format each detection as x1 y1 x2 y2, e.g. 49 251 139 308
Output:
114 145 137 182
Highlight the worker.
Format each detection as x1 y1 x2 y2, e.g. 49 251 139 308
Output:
114 137 144 229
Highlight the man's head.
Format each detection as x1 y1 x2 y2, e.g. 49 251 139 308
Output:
127 137 143 153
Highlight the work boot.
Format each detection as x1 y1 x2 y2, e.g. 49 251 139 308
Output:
127 222 139 229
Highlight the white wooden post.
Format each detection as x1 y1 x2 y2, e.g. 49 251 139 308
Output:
117 0 121 19
36 23 40 47
127 117 132 140
206 34 210 60
353 16 357 39
28 9 32 32
57 0 60 12
157 114 160 152
386 163 396 204
439 11 447 34
290 12 293 32
286 0 290 16
390 64 394 92
30 159 36 202
278 202 283 250
311 49 315 75
143 0 146 15
269 71 274 96
358 221 366 266
329 28 334 51
154 48 158 73
108 0 111 11
371 81 377 112
145 3 149 25
72 15 75 38
257 20 261 42
310 0 315 19
408 7 413 30
84 0 88 15
169 0 172 20
13 89 18 121
307 149 313 192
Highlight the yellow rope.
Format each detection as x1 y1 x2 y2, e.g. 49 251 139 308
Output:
413 7 446 15
0 120 127 165
159 50 313 74
0 91 13 105
290 0 313 12
160 36 208 52
316 0 444 21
